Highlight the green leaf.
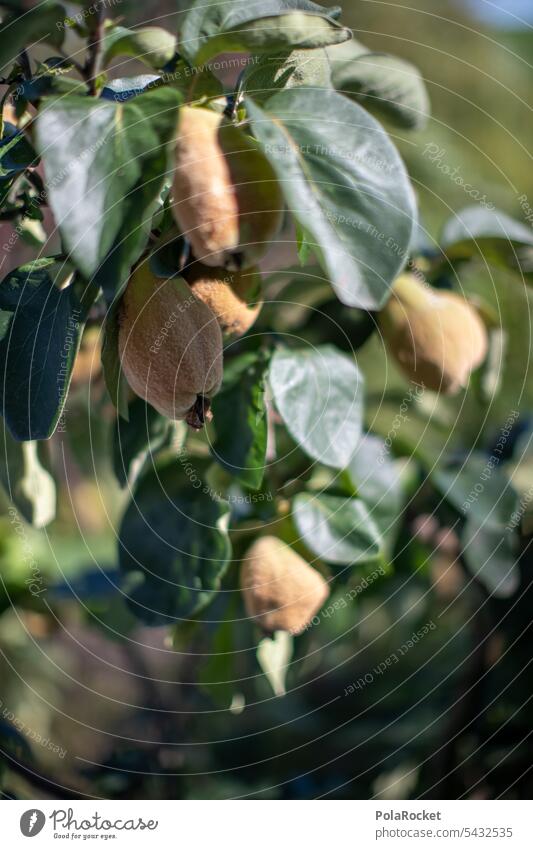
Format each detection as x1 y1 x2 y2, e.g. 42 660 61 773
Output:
461 515 519 598
0 130 38 182
431 264 533 430
0 3 65 74
0 427 56 527
293 492 383 564
198 600 240 707
269 345 364 468
247 88 416 309
240 47 332 104
257 630 293 696
348 432 405 537
18 217 46 248
327 42 430 130
348 433 398 504
0 719 33 767
17 72 86 103
119 457 232 624
100 75 160 102
431 456 518 527
261 264 333 330
430 455 520 596
34 88 182 297
102 25 177 70
0 261 95 441
148 227 189 278
101 300 130 420
113 398 177 488
211 350 271 489
441 206 533 279
180 0 350 65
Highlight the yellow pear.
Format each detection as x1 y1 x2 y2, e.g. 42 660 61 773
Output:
183 261 263 338
379 273 488 394
172 106 283 269
118 260 223 428
241 536 329 635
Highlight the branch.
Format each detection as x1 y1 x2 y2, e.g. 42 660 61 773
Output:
84 6 106 96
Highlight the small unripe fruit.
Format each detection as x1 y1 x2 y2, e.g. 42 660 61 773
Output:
241 536 329 635
242 49 331 104
379 273 488 394
118 261 223 428
172 106 283 270
103 26 177 70
183 262 263 338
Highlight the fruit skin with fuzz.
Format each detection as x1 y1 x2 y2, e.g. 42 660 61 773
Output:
172 106 283 270
379 273 488 394
241 536 329 635
118 261 223 426
182 261 263 339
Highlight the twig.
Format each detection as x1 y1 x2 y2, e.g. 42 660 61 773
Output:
57 48 85 78
84 6 105 96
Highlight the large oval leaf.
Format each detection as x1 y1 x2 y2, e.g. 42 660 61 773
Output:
461 515 520 598
35 88 182 295
442 206 533 281
269 345 364 468
112 398 179 489
348 432 405 538
431 456 518 527
180 0 349 65
327 41 430 130
211 350 271 490
119 458 232 624
0 3 65 74
431 455 521 597
247 88 417 309
0 260 95 441
293 492 383 564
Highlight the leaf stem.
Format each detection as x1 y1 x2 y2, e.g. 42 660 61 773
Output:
17 49 32 81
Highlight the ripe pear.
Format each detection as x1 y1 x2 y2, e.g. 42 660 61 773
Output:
241 536 329 635
118 261 223 428
183 261 263 338
379 273 488 394
172 106 283 270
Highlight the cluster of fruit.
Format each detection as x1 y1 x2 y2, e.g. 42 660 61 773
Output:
118 105 282 429
119 104 487 433
118 105 489 637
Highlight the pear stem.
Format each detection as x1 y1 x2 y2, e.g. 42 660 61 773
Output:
185 395 212 430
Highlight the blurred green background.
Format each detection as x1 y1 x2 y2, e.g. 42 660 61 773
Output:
0 0 532 801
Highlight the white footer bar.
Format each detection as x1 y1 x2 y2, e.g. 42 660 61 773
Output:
2 800 530 848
